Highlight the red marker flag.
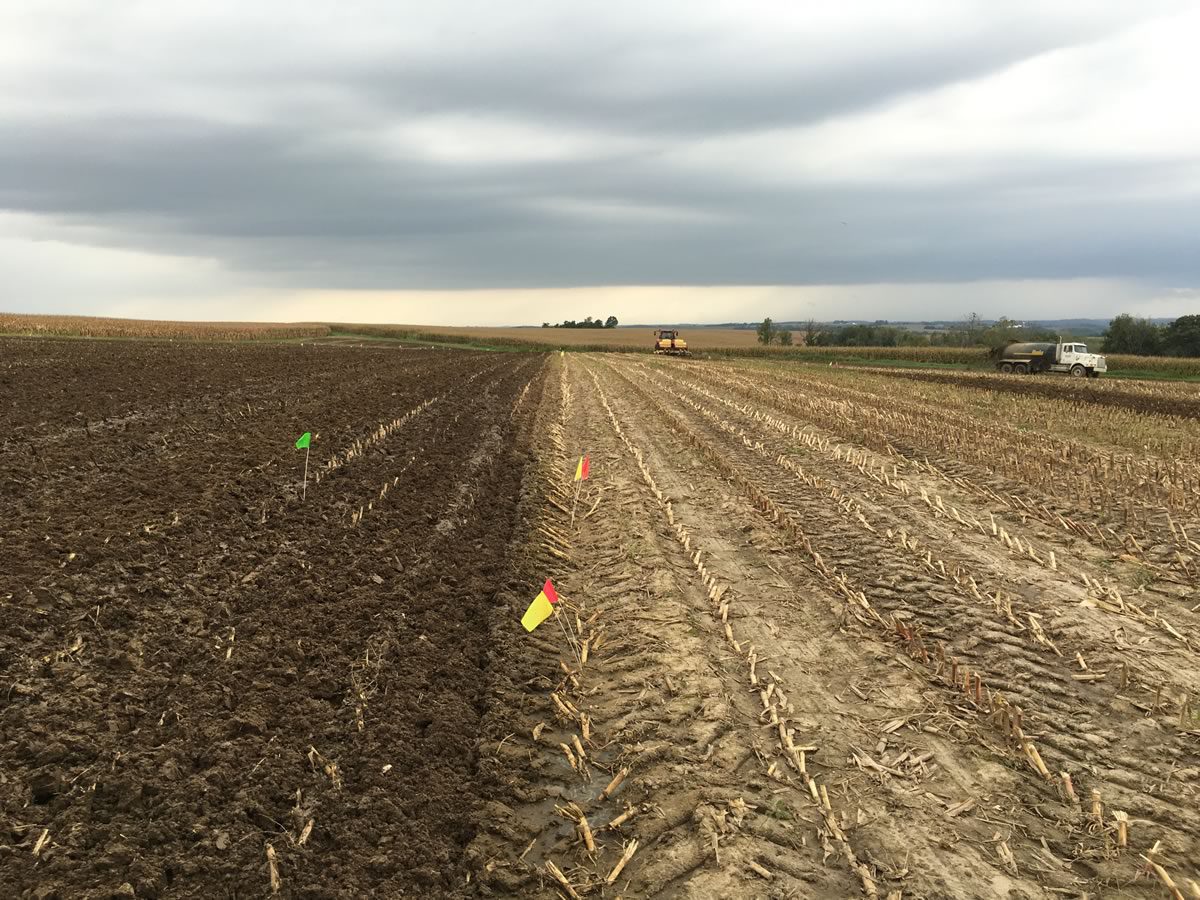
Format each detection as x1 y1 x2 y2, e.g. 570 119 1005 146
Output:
521 579 560 632
575 455 589 482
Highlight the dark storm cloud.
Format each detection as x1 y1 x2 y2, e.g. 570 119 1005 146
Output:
1 0 1198 295
343 28 1066 137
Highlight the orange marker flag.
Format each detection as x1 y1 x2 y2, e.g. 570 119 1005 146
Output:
521 579 560 632
575 454 590 482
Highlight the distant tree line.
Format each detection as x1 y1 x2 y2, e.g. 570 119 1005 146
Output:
754 318 793 345
807 315 1063 349
755 314 1055 348
753 312 1200 357
1101 314 1200 357
543 316 619 329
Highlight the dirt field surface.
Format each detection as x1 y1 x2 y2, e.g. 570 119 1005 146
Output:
1 338 549 898
870 367 1200 420
4 341 1198 898
473 354 1199 899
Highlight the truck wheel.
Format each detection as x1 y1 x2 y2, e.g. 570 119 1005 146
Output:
999 362 1014 374
1070 365 1086 378
1015 362 1029 375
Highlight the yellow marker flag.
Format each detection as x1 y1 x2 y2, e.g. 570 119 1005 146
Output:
521 579 560 632
574 454 589 481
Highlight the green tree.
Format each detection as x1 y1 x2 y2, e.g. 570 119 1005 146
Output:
963 312 983 347
605 315 618 328
978 317 1025 350
1164 315 1200 357
1102 314 1163 355
756 317 776 345
778 330 793 346
804 319 818 346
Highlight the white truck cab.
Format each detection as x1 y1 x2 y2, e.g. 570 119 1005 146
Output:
1054 342 1107 378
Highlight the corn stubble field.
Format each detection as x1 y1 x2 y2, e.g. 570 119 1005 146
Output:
6 312 1200 377
2 336 1198 899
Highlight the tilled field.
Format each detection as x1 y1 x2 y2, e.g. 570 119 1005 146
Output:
3 341 1198 899
1 338 548 898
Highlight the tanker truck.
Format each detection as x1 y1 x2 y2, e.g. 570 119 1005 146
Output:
992 341 1106 377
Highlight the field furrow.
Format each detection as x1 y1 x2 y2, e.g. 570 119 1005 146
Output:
4 339 1197 899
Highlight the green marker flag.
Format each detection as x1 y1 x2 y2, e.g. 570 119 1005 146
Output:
295 432 312 500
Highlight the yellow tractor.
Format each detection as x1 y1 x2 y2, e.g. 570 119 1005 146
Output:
653 329 690 356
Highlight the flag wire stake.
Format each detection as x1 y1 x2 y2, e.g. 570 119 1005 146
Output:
555 605 582 669
302 445 310 501
569 479 581 529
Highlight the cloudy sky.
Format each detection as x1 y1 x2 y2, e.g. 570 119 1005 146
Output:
2 1 1198 325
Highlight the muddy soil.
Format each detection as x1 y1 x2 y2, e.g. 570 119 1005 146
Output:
0 338 551 899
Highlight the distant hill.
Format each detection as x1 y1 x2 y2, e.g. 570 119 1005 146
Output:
628 318 1176 332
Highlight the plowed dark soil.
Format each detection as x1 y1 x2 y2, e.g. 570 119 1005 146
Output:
0 338 550 898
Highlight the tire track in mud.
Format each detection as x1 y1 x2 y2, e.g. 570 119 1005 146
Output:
684 362 1200 655
574 359 1093 898
634 360 1200 794
582 361 882 898
472 357 834 898
643 362 1200 690
662 359 1200 655
655 359 1199 693
563 360 839 897
592 355 1200 895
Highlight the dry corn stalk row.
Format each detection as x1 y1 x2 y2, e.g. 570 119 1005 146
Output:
525 356 633 895
512 376 535 414
620 357 1200 884
593 359 1064 791
675 361 1144 550
662 360 1199 619
584 362 881 898
816 364 1200 477
694 360 1200 555
624 364 1078 656
318 397 438 482
676 359 1197 569
727 360 1200 511
348 460 416 527
620 361 1200 784
651 365 1061 556
640 363 1196 652
883 367 1200 460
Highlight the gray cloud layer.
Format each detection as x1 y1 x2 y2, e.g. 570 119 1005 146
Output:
2 0 1198 301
